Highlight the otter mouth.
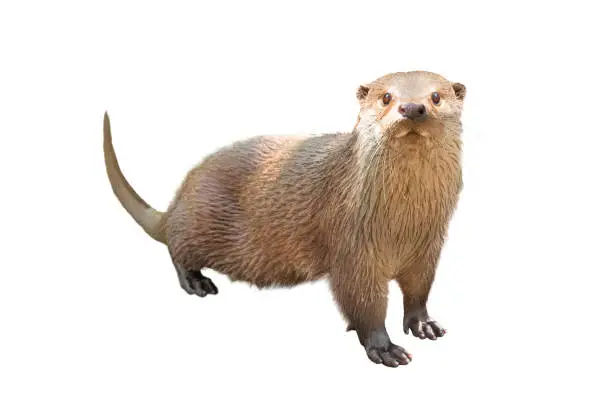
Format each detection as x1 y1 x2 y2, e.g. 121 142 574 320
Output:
385 119 430 139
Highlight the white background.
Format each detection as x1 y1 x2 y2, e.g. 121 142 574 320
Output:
1 0 611 406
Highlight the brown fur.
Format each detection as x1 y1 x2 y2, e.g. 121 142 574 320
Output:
104 70 466 366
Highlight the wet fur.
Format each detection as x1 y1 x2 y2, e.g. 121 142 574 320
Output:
105 70 465 366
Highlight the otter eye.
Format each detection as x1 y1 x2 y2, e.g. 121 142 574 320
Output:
382 92 392 105
431 92 441 105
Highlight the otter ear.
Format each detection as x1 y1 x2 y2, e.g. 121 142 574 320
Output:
356 85 370 101
452 82 466 101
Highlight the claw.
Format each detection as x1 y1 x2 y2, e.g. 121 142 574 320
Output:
404 313 446 341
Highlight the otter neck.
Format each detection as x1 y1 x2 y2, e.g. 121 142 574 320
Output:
352 126 461 183
346 128 463 260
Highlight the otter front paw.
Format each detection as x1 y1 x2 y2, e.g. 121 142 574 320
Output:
360 327 412 367
403 310 446 340
366 343 412 367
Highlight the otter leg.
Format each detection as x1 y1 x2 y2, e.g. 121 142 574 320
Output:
396 250 445 340
331 268 411 367
172 261 218 298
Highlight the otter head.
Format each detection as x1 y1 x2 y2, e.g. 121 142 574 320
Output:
355 71 466 141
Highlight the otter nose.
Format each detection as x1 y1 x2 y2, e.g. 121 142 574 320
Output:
398 103 427 121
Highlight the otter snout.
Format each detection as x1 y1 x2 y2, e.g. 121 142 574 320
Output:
398 103 427 121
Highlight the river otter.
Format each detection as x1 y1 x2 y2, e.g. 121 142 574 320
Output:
103 70 466 367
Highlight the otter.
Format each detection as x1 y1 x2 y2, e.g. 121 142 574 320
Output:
103 70 466 367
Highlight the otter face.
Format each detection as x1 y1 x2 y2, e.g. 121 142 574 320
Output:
355 71 466 140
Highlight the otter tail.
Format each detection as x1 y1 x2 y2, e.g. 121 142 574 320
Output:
103 112 166 244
